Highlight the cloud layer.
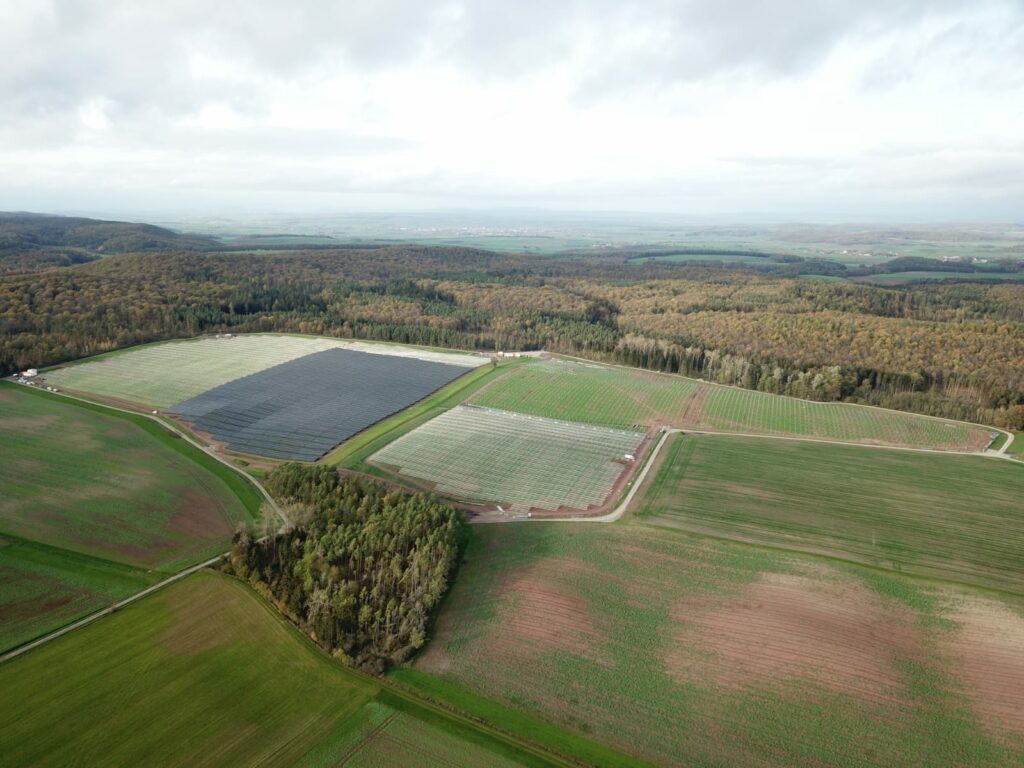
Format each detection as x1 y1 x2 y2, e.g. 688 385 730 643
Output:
2 0 1023 218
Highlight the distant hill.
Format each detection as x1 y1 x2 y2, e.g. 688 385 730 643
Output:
0 212 217 272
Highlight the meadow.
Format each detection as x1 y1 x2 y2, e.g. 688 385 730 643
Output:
636 434 1024 592
370 405 644 513
412 522 1024 767
0 572 555 768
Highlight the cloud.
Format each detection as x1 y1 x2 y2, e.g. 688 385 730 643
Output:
0 0 1022 217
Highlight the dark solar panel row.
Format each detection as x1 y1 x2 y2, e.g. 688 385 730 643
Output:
168 348 469 460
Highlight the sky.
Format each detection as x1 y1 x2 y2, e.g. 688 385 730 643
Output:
2 0 1023 220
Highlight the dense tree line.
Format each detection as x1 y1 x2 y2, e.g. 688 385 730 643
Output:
224 464 464 673
1 247 1022 428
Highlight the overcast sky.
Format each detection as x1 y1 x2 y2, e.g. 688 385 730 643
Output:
2 0 1023 220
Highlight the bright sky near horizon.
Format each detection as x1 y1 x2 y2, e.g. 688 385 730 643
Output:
2 0 1023 219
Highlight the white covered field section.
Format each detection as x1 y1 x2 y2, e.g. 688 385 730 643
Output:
370 405 645 513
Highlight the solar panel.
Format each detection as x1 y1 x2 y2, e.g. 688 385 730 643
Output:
168 347 468 461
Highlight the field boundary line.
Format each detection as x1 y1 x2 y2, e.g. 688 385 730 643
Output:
335 711 401 767
494 425 1022 526
0 555 222 664
681 428 1024 459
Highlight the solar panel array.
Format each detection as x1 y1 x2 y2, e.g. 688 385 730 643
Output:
168 348 468 461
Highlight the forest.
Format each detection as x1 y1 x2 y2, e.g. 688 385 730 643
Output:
224 464 464 673
2 245 1023 428
0 213 216 273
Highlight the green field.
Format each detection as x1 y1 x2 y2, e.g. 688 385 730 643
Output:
296 701 529 768
637 434 1024 592
0 386 254 570
624 251 775 265
473 359 994 450
690 383 994 449
413 522 1024 767
0 537 157 652
0 384 259 652
370 405 644 513
43 333 482 409
0 572 557 767
471 359 698 429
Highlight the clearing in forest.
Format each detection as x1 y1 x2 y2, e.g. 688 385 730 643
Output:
636 433 1024 593
0 384 257 652
0 572 541 768
370 405 645 514
409 522 1024 768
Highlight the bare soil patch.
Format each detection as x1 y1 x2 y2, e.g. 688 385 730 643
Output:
679 383 709 427
666 570 923 705
495 557 610 665
0 595 74 622
963 428 997 453
945 597 1024 739
0 414 60 431
169 492 233 540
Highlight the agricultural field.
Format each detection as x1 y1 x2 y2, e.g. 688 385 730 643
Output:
0 572 548 768
170 348 470 460
636 434 1024 592
0 385 254 570
370 405 644 513
624 251 775 265
688 385 996 450
296 701 529 768
43 333 483 409
412 522 1024 768
0 537 157 653
0 384 258 652
471 359 698 429
474 359 995 450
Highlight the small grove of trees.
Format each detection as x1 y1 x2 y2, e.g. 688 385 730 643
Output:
223 464 464 674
